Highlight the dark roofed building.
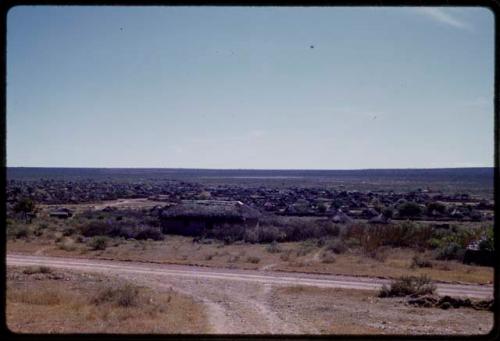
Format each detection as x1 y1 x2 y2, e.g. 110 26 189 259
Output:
49 207 73 219
332 210 353 224
368 213 390 224
159 200 261 236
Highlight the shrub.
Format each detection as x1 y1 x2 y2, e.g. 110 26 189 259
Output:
88 236 108 251
246 256 261 264
296 240 316 256
242 225 286 244
479 226 494 252
397 202 423 218
367 247 389 262
58 239 77 252
92 284 139 307
434 242 465 261
280 250 292 261
135 226 164 241
243 228 259 244
211 223 246 243
410 255 433 268
38 223 49 230
345 237 361 249
325 239 347 254
320 251 336 263
79 220 112 237
257 226 286 243
382 207 394 219
22 266 52 275
12 225 30 239
62 226 77 236
266 241 282 253
427 202 447 214
33 226 44 236
379 275 436 297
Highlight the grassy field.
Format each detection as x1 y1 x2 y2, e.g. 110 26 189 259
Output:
6 266 209 334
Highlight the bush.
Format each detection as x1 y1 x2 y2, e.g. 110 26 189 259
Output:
320 251 336 263
211 223 246 243
325 239 347 254
33 226 44 237
38 223 49 230
62 226 77 236
479 226 494 252
382 207 394 219
345 237 361 249
296 240 316 256
88 236 108 250
379 275 436 297
246 256 261 264
367 247 389 262
22 266 52 275
434 242 465 261
266 241 282 253
58 239 77 252
280 250 292 261
427 202 447 214
135 226 164 241
397 202 423 218
92 284 139 307
11 225 30 239
410 255 433 268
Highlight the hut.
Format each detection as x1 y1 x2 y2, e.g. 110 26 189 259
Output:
159 200 261 236
332 210 353 224
368 213 390 224
49 207 73 219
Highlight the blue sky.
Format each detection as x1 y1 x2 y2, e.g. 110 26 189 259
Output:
7 6 495 169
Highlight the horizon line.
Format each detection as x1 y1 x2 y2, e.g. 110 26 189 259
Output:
6 166 495 171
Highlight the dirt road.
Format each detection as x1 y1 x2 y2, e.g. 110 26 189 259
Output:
7 254 494 334
7 254 493 299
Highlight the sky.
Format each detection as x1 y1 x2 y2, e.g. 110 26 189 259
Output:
6 6 495 169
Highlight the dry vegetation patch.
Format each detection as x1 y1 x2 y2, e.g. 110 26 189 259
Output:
8 231 493 284
268 286 493 334
6 266 209 334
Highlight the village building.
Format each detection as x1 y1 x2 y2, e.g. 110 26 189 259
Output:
332 210 353 224
159 200 261 236
49 207 73 219
368 213 390 224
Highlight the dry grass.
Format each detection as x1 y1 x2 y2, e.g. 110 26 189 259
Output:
8 234 493 284
6 267 209 334
269 286 493 334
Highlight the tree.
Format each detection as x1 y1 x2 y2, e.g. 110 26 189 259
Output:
317 203 328 213
427 201 446 214
13 197 36 223
397 202 423 218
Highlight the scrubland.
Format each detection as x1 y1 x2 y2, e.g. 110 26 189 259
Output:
6 266 209 334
